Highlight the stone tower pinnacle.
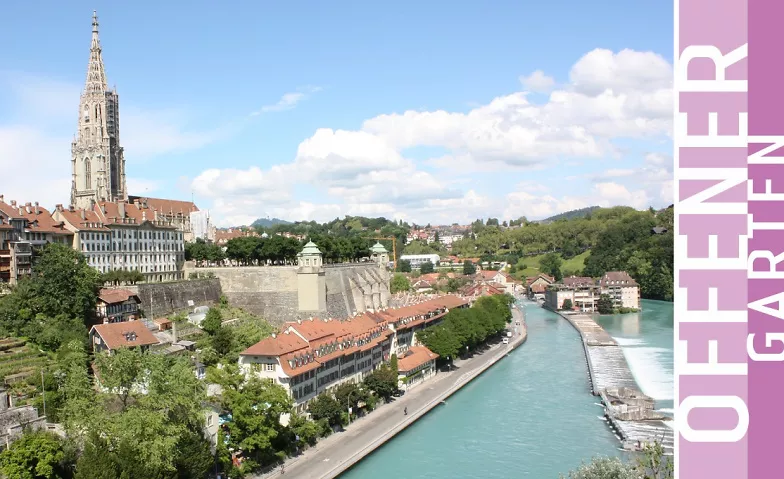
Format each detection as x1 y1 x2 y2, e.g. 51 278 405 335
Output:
85 11 107 94
71 10 127 209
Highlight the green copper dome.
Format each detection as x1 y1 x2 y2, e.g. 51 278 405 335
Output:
369 242 388 254
299 241 322 256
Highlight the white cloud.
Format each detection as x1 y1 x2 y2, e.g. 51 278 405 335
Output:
593 182 650 209
0 125 71 208
503 191 589 219
0 71 235 210
520 70 555 92
197 47 674 225
254 86 322 114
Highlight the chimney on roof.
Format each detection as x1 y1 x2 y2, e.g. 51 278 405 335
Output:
69 205 75 212
271 333 277 338
297 318 302 324
80 209 86 220
133 199 141 209
34 202 39 214
118 202 125 218
0 195 3 203
10 200 16 207
55 204 63 211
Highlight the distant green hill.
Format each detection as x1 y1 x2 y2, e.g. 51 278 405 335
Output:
538 206 600 224
252 217 292 228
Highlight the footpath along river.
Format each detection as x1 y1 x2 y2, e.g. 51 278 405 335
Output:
339 299 673 478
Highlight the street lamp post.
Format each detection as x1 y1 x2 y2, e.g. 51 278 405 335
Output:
347 390 356 427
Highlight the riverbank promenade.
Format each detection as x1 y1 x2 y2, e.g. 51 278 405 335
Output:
558 311 673 454
256 306 527 479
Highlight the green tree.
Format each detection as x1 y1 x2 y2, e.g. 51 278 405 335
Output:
217 372 293 471
94 347 144 412
287 413 320 449
69 353 208 478
308 393 344 427
202 307 223 335
212 326 235 356
462 260 476 275
74 433 118 479
597 294 614 314
363 365 399 399
636 441 673 479
397 260 412 273
539 253 563 281
30 243 101 324
417 325 461 360
390 274 411 294
562 299 573 310
0 432 70 479
419 261 435 274
559 456 637 479
172 431 215 479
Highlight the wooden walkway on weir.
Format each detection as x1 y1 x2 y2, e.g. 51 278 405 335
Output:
559 312 674 455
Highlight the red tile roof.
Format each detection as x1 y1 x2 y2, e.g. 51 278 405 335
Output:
242 331 310 357
240 295 467 377
397 346 439 373
563 276 595 288
54 205 109 232
98 288 140 305
128 196 199 215
600 271 639 287
90 321 159 350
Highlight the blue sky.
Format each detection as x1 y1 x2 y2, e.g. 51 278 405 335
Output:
0 1 673 226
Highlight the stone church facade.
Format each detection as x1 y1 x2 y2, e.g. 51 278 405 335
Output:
69 12 201 240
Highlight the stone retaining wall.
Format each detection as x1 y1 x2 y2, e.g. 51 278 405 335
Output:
125 278 223 319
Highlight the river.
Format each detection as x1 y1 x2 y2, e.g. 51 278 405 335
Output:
339 299 673 478
595 300 674 419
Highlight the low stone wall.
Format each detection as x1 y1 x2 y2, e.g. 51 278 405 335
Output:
126 278 222 319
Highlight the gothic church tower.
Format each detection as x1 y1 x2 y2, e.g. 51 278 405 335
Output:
71 11 127 209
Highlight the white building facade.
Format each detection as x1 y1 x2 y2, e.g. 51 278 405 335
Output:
399 254 441 269
52 201 185 281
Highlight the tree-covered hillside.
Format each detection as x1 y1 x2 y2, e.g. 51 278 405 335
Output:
538 206 600 224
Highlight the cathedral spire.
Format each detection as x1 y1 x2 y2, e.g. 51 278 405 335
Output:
85 10 107 94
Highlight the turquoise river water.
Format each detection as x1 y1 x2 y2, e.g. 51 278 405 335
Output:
339 299 674 478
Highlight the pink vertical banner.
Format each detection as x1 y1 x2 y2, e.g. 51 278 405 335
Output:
675 1 748 479
748 1 784 478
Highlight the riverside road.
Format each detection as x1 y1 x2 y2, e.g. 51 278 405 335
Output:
256 304 527 479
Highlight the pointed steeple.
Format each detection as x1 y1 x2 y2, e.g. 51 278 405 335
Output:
85 10 107 94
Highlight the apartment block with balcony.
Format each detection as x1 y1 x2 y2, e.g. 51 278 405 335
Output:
544 272 641 312
52 200 185 281
238 295 469 412
0 198 34 285
599 271 641 310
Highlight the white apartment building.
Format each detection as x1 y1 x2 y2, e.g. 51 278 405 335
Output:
52 200 185 281
599 271 641 310
399 254 441 269
239 295 468 412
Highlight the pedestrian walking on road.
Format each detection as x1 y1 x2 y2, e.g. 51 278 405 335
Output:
404 407 408 415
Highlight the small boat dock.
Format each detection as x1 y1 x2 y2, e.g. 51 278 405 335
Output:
560 312 673 455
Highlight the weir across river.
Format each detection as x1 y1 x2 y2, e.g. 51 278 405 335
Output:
558 312 674 455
